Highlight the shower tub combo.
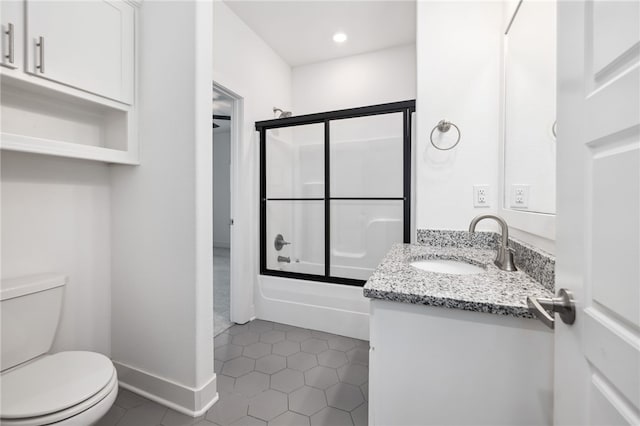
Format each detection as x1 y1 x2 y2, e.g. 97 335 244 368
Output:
257 100 415 286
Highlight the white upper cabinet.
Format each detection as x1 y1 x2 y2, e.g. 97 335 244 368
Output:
1 0 24 70
25 0 135 105
1 1 139 164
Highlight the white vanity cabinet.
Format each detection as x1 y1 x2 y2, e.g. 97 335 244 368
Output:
25 0 135 105
1 0 24 70
368 299 554 426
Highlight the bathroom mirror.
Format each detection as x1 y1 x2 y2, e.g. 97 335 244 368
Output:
503 0 556 215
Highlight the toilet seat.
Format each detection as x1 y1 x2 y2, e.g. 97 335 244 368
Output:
0 351 118 426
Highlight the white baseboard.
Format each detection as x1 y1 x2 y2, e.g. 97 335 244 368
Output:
256 275 370 340
114 361 218 417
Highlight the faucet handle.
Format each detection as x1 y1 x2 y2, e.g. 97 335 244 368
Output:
274 234 291 251
496 247 518 272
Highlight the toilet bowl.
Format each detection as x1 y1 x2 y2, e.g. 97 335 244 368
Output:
0 275 118 426
0 351 118 426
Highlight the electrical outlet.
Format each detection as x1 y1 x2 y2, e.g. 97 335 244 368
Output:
473 185 490 207
510 184 530 209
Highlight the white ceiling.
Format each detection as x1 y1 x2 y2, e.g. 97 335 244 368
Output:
223 1 416 67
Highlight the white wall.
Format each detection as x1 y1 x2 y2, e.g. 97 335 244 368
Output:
213 0 293 324
1 152 111 356
292 44 416 114
415 1 503 233
213 130 230 248
414 1 555 251
110 1 215 415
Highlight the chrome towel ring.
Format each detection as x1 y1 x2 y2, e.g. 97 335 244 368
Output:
430 120 461 151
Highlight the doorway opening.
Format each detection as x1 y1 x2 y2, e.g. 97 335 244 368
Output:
212 87 234 335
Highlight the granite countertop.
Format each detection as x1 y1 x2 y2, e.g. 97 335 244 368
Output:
363 243 554 318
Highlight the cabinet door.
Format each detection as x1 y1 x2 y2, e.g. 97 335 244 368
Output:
1 0 24 70
25 0 134 104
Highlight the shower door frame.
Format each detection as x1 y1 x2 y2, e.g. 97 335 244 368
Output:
256 100 416 287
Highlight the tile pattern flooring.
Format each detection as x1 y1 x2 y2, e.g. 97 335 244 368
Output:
213 247 232 336
97 320 369 426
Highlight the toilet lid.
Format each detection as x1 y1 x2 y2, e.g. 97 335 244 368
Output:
0 351 115 419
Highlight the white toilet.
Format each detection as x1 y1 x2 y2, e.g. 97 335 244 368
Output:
0 274 118 425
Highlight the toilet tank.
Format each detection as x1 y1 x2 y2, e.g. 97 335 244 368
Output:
1 274 66 372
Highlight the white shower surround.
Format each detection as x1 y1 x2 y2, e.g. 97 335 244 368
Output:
265 116 405 281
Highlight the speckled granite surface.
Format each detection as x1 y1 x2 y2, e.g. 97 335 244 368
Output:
509 238 555 292
416 229 555 292
363 243 554 318
416 229 499 249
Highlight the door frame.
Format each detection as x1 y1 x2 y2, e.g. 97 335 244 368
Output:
212 81 244 325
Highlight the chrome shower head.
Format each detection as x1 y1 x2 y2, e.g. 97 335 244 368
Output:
273 107 292 118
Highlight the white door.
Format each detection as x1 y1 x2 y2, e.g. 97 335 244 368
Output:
554 0 639 424
0 0 23 70
25 0 134 104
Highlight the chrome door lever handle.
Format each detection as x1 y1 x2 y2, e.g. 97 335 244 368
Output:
527 288 576 330
527 296 555 328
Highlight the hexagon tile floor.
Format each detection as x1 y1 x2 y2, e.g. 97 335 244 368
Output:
97 320 369 426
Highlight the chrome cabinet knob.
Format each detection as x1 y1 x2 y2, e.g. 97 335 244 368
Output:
527 288 576 329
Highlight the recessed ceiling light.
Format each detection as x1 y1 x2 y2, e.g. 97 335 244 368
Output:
333 32 347 43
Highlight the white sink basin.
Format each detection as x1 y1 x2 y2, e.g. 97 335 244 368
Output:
410 259 485 275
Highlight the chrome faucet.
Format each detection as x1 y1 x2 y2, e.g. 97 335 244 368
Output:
469 214 517 272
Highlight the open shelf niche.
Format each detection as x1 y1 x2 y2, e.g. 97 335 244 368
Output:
1 75 138 165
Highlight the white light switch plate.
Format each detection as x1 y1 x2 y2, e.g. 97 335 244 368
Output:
473 185 490 207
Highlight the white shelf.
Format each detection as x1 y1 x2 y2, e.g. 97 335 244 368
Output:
1 75 139 165
1 132 139 165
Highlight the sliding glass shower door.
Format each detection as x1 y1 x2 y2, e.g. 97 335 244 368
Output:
329 113 405 280
264 123 325 275
258 100 414 286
